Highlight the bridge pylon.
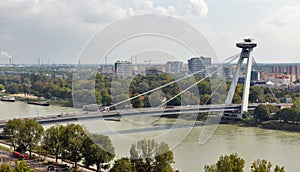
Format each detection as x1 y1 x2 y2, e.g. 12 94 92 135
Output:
225 38 257 118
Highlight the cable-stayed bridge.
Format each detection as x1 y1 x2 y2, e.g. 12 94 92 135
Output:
0 103 292 129
0 38 293 128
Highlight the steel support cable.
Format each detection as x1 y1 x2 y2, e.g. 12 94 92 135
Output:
103 53 240 110
157 55 239 108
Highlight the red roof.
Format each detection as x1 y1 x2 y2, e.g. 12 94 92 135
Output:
276 76 289 79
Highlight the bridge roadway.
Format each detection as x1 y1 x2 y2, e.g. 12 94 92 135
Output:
0 103 292 129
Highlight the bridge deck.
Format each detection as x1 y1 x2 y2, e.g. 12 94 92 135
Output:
0 103 291 129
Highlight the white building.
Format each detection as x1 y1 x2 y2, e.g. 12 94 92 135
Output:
165 61 183 74
114 61 133 78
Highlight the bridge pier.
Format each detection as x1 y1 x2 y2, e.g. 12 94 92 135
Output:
225 38 257 118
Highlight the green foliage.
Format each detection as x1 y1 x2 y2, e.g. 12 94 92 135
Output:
0 160 32 172
292 99 300 112
274 108 299 123
251 159 272 172
250 86 265 103
251 159 285 172
253 105 271 122
1 70 72 101
204 153 245 172
0 83 5 90
205 154 285 172
0 163 13 172
3 118 24 151
42 125 64 163
110 158 135 172
60 124 86 170
82 134 115 171
14 160 32 172
130 139 174 172
274 165 285 172
3 118 43 157
233 93 242 104
21 119 44 157
131 93 143 108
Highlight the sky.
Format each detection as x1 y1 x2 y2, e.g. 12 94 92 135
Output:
0 0 300 64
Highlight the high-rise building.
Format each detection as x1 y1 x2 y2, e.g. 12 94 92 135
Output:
165 61 183 74
114 61 133 78
251 70 260 82
188 57 211 77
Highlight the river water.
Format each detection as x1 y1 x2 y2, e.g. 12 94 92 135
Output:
78 118 300 172
0 101 79 120
1 101 300 172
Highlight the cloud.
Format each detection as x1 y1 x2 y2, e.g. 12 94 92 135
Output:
186 0 208 17
0 0 210 63
257 6 300 60
154 5 177 15
260 6 300 39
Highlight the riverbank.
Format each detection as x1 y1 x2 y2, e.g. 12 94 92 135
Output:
237 118 300 133
169 112 300 133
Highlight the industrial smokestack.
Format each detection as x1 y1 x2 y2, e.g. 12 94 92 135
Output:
1 51 12 65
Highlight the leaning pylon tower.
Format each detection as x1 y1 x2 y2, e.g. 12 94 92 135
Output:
225 38 257 118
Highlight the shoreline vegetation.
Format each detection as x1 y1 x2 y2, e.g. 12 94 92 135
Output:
241 119 300 132
162 111 300 133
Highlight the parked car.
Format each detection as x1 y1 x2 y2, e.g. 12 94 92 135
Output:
13 151 28 160
47 165 55 171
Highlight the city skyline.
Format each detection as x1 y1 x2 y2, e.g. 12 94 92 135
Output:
0 0 300 64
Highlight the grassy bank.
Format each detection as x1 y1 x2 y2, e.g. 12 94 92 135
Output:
260 121 300 132
238 118 300 133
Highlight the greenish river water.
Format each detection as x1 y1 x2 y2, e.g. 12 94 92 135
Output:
1 101 300 172
77 117 300 172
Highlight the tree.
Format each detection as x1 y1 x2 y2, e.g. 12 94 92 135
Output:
0 83 5 90
3 118 24 151
251 159 285 172
101 90 112 105
251 159 272 172
42 125 64 163
204 154 285 172
154 142 174 172
130 139 174 172
292 99 300 112
82 134 115 172
250 86 265 103
61 124 86 171
232 93 242 104
110 158 135 172
274 108 297 123
274 165 285 172
21 119 44 158
0 160 32 172
131 93 143 108
204 153 245 172
14 160 32 172
148 91 164 107
113 94 130 109
253 105 271 122
0 163 13 172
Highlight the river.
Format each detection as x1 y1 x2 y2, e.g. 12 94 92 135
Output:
78 118 300 172
1 101 300 172
0 101 80 120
